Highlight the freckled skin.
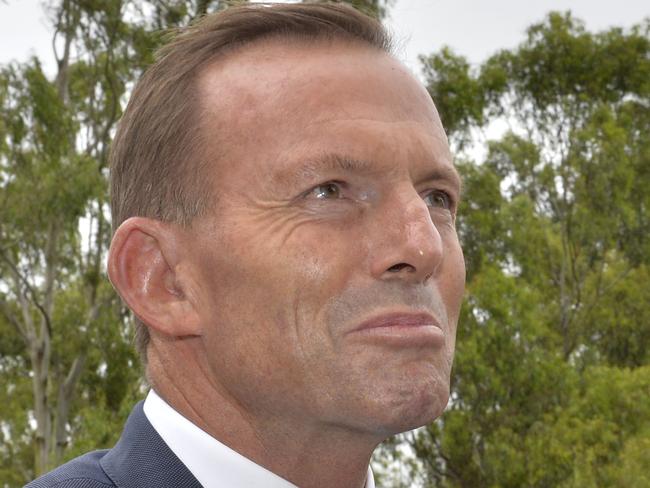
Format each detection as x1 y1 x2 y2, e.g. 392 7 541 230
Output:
154 40 465 487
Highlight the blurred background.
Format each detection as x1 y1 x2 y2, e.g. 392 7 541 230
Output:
0 1 648 486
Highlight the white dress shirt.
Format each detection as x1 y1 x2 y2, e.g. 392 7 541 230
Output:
143 390 375 488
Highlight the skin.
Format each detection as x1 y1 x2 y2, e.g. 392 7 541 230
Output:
108 39 465 488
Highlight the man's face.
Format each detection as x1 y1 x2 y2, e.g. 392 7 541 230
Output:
184 40 465 437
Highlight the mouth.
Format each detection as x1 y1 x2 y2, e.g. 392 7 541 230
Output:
349 311 444 347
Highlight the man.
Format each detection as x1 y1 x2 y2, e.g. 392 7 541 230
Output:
27 3 464 488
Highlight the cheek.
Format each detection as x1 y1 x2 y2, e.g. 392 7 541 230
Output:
436 237 465 363
193 223 367 408
198 219 364 341
442 234 466 310
274 218 367 298
445 259 466 314
284 238 365 355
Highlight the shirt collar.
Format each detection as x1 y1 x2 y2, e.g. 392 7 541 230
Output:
143 390 374 488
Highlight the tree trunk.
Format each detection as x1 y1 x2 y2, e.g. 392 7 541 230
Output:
31 340 51 476
54 354 86 465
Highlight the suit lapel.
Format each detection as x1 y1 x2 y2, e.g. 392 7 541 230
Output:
100 401 203 488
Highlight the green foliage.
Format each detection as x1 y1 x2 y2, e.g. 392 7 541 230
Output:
374 11 650 488
420 48 488 146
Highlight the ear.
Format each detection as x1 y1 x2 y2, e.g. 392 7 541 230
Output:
107 217 201 338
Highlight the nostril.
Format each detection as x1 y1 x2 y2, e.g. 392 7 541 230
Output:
387 263 413 273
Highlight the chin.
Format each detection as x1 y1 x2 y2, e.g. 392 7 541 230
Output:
400 385 449 431
365 377 451 436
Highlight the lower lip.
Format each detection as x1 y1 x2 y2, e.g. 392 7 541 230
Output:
351 324 444 347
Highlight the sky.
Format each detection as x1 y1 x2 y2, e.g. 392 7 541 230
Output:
0 0 648 77
387 0 648 73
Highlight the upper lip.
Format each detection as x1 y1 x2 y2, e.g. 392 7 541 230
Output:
352 311 441 332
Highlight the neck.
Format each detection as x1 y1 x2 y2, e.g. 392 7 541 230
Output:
147 339 378 488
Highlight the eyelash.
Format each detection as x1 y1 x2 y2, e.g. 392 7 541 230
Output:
304 182 455 212
422 189 454 211
304 181 346 200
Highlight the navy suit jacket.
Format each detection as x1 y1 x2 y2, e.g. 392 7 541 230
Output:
25 401 202 488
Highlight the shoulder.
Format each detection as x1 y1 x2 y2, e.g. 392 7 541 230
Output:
24 450 114 488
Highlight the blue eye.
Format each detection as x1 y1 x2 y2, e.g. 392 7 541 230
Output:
311 182 342 199
424 190 452 210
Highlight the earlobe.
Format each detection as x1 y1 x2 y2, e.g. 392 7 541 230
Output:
107 217 202 338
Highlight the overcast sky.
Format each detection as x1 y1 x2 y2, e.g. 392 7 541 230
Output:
1 0 648 76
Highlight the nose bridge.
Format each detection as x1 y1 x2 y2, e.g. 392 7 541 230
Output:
397 189 440 255
371 185 443 282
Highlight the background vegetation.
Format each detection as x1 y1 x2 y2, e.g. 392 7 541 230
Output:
0 1 648 486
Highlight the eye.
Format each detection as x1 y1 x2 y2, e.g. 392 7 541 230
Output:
309 182 343 200
423 190 453 210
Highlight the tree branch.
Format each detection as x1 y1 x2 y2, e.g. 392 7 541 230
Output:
0 246 51 339
54 0 76 104
54 352 86 463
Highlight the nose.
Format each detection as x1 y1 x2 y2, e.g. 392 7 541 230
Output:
369 188 444 284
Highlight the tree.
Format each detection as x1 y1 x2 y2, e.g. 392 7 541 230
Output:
374 12 650 487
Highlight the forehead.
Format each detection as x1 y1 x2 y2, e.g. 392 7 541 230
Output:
196 38 453 184
199 38 437 123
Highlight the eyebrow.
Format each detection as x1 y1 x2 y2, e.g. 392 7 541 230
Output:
422 165 463 193
273 153 373 187
274 152 462 191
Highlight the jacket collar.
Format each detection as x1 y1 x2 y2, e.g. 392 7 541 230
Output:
100 401 202 488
